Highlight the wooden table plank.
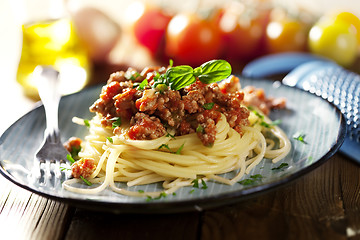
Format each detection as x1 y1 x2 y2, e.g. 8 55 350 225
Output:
0 177 74 240
337 154 360 237
200 154 358 240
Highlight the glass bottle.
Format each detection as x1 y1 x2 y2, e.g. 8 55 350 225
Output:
14 0 91 99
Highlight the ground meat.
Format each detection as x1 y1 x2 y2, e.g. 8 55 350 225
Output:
90 81 132 120
243 86 286 115
107 71 127 83
135 89 184 127
128 113 166 140
218 75 241 93
71 158 96 179
178 120 195 136
114 88 138 120
136 89 158 112
89 67 251 146
183 90 206 113
196 110 221 146
63 137 82 157
89 68 145 120
140 66 167 83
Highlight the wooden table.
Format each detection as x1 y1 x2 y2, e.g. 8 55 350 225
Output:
1 58 360 239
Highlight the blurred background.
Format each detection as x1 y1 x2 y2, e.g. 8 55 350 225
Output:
1 0 360 133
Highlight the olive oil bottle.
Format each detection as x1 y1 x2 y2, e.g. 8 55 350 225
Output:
15 0 90 99
17 18 90 99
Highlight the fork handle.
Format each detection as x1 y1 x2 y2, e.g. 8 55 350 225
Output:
34 66 61 143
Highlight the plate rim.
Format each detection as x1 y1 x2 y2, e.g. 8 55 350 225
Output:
0 79 347 213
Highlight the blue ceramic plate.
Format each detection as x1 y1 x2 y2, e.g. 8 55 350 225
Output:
0 78 346 213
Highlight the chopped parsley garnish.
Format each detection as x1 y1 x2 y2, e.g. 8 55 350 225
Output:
157 192 167 199
248 106 281 128
166 132 176 139
66 154 75 164
158 143 185 155
238 174 263 185
80 176 92 186
155 83 168 93
107 137 113 143
175 143 185 155
238 179 255 185
158 144 171 151
83 119 90 127
137 79 149 90
293 132 307 144
125 71 140 81
200 179 208 189
191 178 208 189
248 106 264 120
110 117 122 129
60 166 70 171
271 163 289 170
196 125 204 133
260 119 282 128
191 179 199 188
203 102 215 110
146 192 167 201
70 145 81 159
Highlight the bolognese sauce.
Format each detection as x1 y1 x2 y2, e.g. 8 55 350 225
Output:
89 66 250 147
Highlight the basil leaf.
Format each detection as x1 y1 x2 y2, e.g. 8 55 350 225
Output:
166 65 196 90
197 60 232 84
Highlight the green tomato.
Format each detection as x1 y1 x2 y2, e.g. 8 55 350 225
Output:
308 20 357 67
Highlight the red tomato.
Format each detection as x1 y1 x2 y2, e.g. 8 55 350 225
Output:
218 7 269 61
131 4 172 57
165 13 222 66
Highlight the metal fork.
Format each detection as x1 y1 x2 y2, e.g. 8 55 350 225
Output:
33 66 70 187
